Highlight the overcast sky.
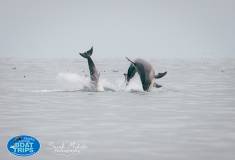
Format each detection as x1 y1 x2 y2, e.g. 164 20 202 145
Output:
0 0 234 58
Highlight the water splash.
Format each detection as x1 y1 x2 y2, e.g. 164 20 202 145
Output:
33 72 145 93
56 72 90 90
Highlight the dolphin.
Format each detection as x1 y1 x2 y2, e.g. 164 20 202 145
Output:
124 57 167 91
79 47 100 89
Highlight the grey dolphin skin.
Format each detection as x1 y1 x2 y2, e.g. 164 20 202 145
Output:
79 47 100 87
125 57 167 91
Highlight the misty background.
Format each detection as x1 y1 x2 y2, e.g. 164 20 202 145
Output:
0 0 234 58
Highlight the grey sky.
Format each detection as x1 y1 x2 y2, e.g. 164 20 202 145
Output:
0 0 234 58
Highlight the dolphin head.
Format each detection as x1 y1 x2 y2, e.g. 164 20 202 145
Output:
142 81 151 91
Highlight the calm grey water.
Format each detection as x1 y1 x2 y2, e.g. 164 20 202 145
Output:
0 58 235 160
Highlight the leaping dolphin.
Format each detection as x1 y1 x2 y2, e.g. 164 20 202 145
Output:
124 57 167 91
79 47 100 89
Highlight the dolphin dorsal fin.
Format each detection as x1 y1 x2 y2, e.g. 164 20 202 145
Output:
125 57 135 65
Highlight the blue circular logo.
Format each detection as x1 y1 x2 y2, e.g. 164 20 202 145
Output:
7 135 40 156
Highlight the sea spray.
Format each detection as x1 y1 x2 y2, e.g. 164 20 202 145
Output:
56 72 91 90
33 72 144 93
56 72 106 92
56 72 144 92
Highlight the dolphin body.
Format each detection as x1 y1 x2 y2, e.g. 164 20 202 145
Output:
79 47 100 90
124 57 167 91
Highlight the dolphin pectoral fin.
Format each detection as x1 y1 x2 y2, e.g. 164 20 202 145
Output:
155 71 167 79
79 47 93 58
153 82 162 88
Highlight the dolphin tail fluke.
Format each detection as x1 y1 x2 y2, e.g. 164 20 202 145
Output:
79 47 93 58
155 71 167 79
125 57 135 65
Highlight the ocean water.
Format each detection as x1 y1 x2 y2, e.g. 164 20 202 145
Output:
0 57 235 160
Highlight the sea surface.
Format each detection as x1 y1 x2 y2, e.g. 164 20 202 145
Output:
0 57 235 160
